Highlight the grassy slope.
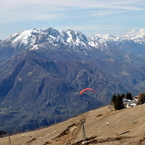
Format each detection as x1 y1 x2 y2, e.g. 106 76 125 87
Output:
1 104 145 145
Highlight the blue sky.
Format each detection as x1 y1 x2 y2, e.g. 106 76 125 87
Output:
0 0 145 39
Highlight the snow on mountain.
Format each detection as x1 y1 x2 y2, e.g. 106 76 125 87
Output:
3 28 89 51
88 34 121 52
1 27 145 54
7 28 44 47
1 29 122 53
123 28 145 43
29 45 39 51
90 34 120 42
65 29 88 48
89 28 145 46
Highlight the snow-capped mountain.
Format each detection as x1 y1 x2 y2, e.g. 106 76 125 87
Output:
3 28 89 50
88 34 121 52
88 28 145 44
1 27 145 62
88 29 145 56
0 27 124 58
1 27 126 54
123 28 145 43
2 28 145 49
89 34 120 42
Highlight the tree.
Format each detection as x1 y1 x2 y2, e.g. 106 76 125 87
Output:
126 92 133 100
114 94 123 110
137 92 145 104
111 94 123 110
121 93 125 99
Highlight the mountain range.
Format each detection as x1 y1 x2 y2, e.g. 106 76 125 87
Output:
0 28 145 133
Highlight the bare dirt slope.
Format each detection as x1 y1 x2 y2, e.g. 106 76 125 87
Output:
1 104 145 145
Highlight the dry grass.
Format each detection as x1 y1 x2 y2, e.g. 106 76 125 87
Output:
1 104 145 145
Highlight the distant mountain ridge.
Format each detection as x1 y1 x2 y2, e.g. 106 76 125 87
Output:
0 27 145 133
2 28 89 50
124 28 145 43
1 28 145 60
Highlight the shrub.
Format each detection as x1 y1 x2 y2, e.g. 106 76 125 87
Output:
137 92 145 104
0 130 7 137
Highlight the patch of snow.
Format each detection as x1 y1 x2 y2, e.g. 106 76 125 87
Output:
121 71 130 76
29 45 39 51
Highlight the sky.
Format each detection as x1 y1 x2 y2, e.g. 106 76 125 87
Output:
0 0 145 39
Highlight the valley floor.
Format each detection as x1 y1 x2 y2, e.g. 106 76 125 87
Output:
1 105 145 145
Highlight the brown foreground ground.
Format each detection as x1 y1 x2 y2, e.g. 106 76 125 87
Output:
1 104 145 145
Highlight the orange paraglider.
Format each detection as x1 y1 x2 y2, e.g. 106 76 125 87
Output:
79 88 96 95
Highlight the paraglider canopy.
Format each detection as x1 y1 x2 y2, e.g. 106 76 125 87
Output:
79 88 96 95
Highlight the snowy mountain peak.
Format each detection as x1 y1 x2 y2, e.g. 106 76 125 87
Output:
89 34 120 42
65 29 88 44
124 28 145 37
2 27 145 54
94 34 116 39
6 28 48 47
124 28 145 43
88 33 120 51
2 28 89 50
